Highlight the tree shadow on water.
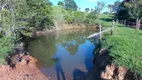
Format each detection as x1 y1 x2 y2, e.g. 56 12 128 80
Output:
89 45 113 79
73 54 94 80
73 44 113 80
55 58 66 80
73 68 86 80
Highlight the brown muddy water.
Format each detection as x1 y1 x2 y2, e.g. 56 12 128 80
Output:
27 30 97 80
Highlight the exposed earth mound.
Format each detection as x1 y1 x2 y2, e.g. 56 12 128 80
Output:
0 55 48 80
101 64 138 80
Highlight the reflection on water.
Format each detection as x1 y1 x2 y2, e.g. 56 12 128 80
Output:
27 30 96 80
55 58 66 80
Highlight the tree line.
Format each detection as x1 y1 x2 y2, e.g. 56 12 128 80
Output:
109 0 142 29
56 0 105 26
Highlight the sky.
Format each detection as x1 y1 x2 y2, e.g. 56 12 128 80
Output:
50 0 123 12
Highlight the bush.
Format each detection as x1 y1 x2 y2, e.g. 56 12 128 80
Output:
73 11 86 24
26 0 54 30
64 11 86 24
84 12 97 26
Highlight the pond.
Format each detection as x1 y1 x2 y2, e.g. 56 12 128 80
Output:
27 29 96 80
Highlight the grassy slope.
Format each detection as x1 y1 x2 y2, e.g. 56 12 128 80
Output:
100 14 142 76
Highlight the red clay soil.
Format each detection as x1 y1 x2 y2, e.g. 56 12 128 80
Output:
101 64 138 80
0 56 49 80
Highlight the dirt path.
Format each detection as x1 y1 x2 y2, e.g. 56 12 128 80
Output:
0 56 48 80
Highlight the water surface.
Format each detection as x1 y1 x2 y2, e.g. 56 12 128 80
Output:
27 30 96 80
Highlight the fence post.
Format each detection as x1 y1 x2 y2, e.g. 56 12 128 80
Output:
99 25 102 40
136 18 138 30
111 20 115 35
138 19 141 30
115 19 118 34
124 20 126 25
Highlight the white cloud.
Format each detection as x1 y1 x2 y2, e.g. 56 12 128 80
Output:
88 0 98 2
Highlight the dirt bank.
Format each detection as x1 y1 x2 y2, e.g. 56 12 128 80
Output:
101 64 138 80
0 55 48 80
86 48 139 80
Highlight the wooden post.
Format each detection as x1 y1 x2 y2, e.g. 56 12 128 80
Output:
116 19 118 27
138 19 141 30
87 20 117 39
115 19 118 34
136 18 138 30
136 18 141 30
0 12 1 21
99 25 102 40
111 20 115 35
124 20 126 25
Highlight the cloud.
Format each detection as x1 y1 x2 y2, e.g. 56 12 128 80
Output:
88 0 98 2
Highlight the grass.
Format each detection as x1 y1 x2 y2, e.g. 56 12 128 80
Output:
0 37 13 64
99 14 114 27
100 14 142 77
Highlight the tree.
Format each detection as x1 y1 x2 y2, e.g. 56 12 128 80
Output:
116 0 142 20
58 1 64 6
85 12 97 26
108 1 121 14
94 2 105 13
0 0 15 37
108 5 114 13
46 0 53 6
0 0 54 37
64 0 78 11
26 0 54 30
94 1 105 19
78 8 81 11
85 8 90 12
91 9 94 12
113 1 121 13
115 0 142 30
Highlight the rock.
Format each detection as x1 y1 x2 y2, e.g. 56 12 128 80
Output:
24 74 33 79
101 64 138 80
17 42 25 50
101 72 113 80
14 42 26 55
99 48 109 56
101 64 116 80
20 59 27 66
106 64 116 76
118 66 128 80
95 49 110 69
9 61 16 69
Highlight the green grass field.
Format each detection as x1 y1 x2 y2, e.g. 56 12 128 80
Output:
100 14 142 77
